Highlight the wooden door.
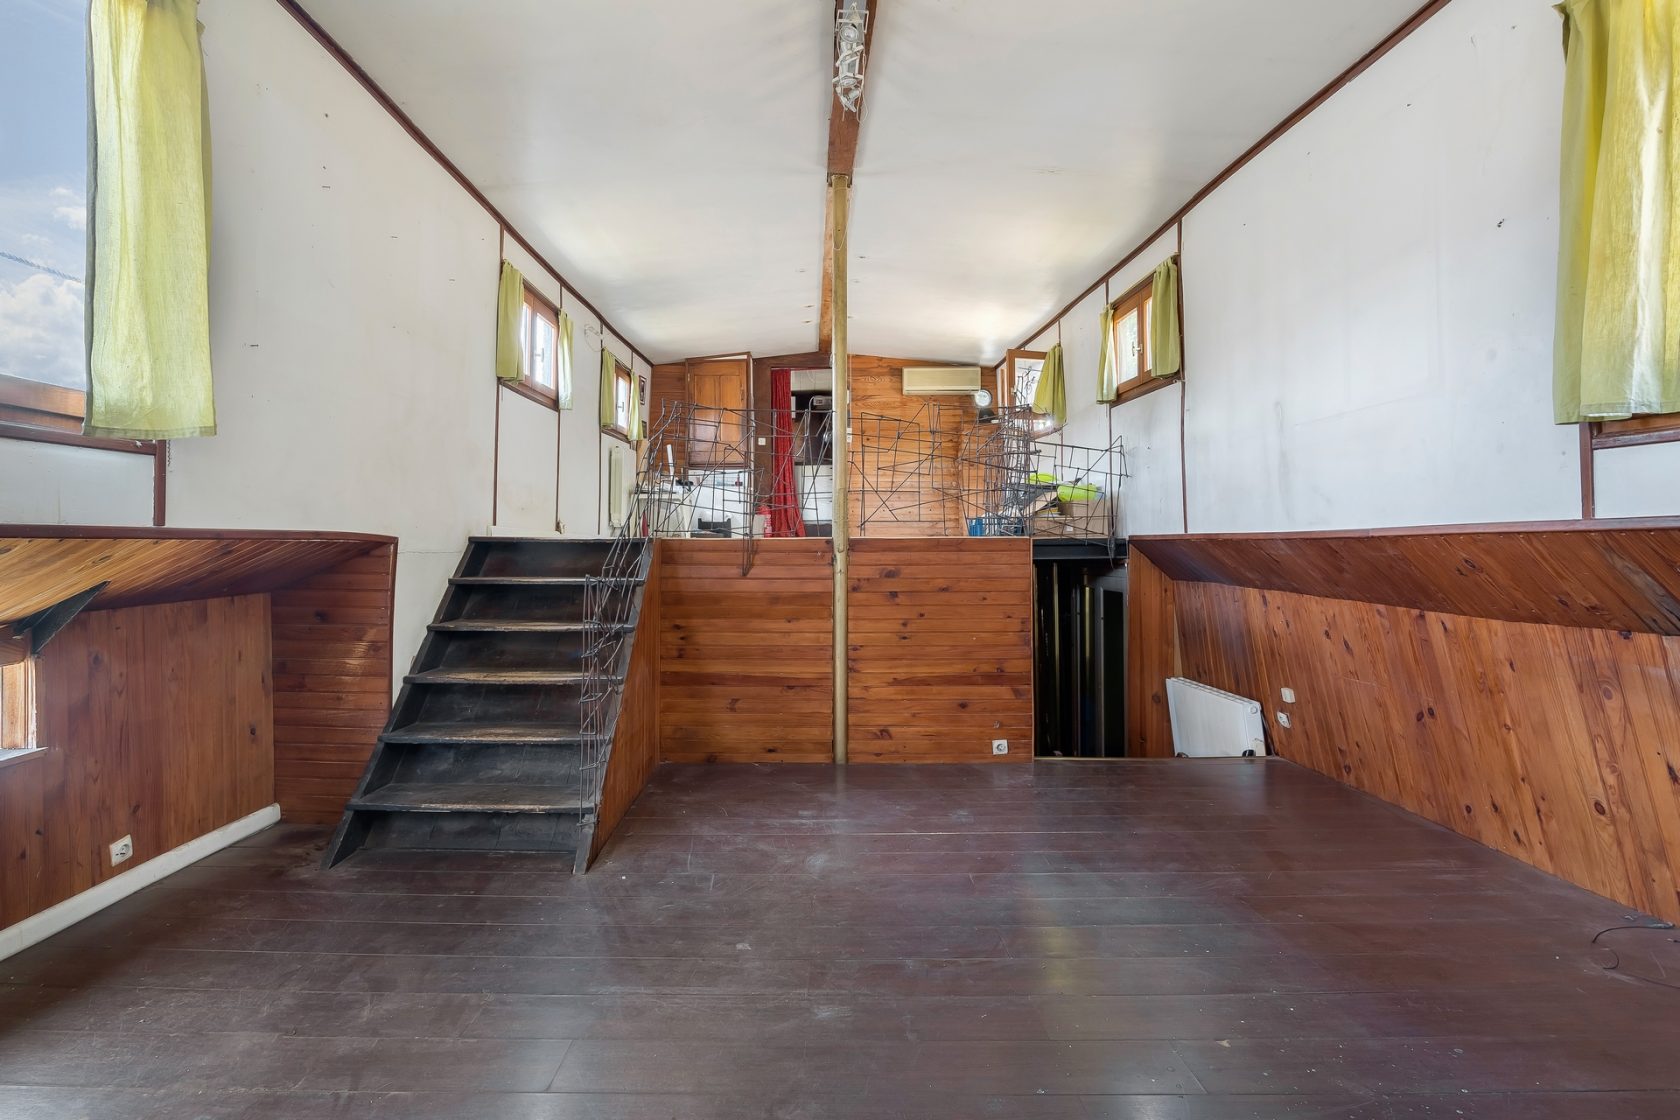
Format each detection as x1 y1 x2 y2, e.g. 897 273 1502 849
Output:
686 358 750 467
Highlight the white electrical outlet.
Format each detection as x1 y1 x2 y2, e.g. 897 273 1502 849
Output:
1280 687 1296 703
109 835 134 866
992 739 1009 755
1275 712 1292 729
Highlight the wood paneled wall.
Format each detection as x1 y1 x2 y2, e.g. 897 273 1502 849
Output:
1124 551 1179 760
847 538 1033 762
1128 523 1680 924
850 356 980 538
658 538 834 763
0 596 273 929
592 550 661 858
270 544 397 824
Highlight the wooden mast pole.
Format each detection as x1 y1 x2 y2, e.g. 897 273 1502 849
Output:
829 172 851 765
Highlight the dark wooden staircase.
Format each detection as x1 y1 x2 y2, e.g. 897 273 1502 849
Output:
322 536 649 872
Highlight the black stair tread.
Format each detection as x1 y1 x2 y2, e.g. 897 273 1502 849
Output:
407 668 587 686
350 783 588 814
380 721 584 744
450 575 641 586
450 576 591 586
428 620 631 633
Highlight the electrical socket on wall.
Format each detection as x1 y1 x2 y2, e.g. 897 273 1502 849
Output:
992 739 1009 755
109 835 133 866
1280 687 1296 703
1275 712 1293 729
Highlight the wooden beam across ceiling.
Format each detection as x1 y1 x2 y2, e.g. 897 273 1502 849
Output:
819 0 877 352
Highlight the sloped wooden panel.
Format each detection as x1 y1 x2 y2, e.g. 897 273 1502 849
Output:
846 537 1032 762
0 528 392 622
1133 519 1680 635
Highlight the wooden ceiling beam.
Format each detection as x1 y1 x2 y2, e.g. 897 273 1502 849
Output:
819 0 877 352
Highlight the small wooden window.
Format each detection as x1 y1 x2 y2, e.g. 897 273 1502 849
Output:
1108 278 1154 401
1592 413 1680 449
0 653 38 764
610 361 634 435
511 286 560 407
998 350 1060 438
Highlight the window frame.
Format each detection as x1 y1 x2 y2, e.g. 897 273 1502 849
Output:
1591 413 1680 450
0 652 42 770
507 284 561 410
998 348 1059 432
603 359 635 441
0 374 85 433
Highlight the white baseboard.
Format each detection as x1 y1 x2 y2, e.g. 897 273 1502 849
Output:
0 803 281 963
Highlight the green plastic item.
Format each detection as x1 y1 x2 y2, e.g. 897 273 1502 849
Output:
1057 482 1100 503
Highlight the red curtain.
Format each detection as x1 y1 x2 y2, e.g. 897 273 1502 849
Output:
766 368 806 538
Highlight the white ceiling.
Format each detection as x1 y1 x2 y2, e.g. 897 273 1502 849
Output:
301 0 1426 365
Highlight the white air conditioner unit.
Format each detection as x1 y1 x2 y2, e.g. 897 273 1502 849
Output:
901 366 982 395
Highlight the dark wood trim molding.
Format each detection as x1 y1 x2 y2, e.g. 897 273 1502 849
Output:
1130 515 1680 546
152 443 167 527
501 378 560 412
0 525 397 544
273 0 652 369
1011 0 1455 352
1113 373 1181 408
1578 422 1596 519
0 421 156 457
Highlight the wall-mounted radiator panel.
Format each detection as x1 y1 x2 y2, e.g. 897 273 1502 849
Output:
1166 677 1266 757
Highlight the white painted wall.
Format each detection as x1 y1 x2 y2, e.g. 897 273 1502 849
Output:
0 441 152 526
164 0 500 687
1030 0 1676 535
1595 443 1680 519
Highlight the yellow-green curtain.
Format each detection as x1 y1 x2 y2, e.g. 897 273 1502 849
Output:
1555 0 1680 422
627 362 643 440
86 0 215 439
1096 303 1118 402
1150 258 1182 379
555 310 574 408
599 347 617 428
1031 343 1066 428
495 261 524 384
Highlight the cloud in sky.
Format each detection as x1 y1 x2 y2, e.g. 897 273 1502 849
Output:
0 271 84 389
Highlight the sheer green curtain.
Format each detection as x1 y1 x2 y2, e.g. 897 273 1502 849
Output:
86 0 215 439
495 261 524 384
1096 304 1118 402
1032 343 1066 428
1150 259 1182 379
627 362 642 440
599 348 616 428
555 310 574 408
1555 0 1680 422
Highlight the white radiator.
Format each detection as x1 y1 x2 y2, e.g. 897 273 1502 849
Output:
1166 677 1267 758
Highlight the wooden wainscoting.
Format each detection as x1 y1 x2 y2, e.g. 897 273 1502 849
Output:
270 543 397 824
1124 550 1180 760
592 548 662 858
847 537 1033 762
658 538 835 762
0 596 273 929
1128 521 1680 924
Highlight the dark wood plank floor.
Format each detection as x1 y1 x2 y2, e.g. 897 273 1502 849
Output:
3 759 1679 1119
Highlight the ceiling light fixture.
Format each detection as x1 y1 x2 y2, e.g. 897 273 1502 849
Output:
834 0 869 114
